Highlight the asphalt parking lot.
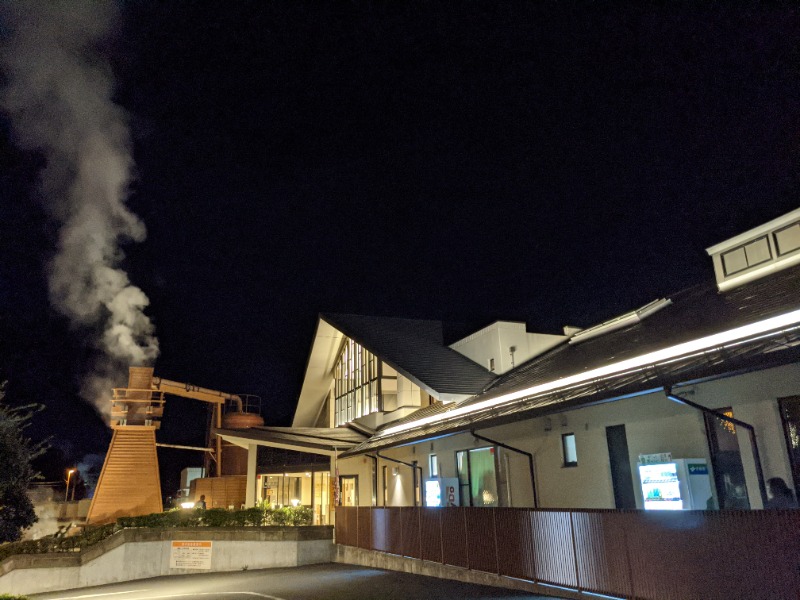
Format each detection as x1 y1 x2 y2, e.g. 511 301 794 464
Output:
29 563 564 600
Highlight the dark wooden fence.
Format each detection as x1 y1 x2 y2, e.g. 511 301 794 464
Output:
335 506 800 600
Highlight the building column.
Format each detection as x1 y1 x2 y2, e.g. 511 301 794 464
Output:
245 444 258 507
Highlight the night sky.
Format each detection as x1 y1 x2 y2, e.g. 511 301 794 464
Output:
1 2 798 493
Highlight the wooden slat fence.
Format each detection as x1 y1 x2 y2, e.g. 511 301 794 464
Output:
335 506 800 600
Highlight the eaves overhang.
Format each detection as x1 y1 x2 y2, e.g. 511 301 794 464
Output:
339 319 800 458
216 426 368 457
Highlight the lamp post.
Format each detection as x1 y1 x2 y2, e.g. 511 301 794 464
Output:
65 468 76 502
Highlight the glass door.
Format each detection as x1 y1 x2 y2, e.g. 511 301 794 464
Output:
778 396 800 494
704 407 750 509
313 471 330 524
339 475 358 506
456 447 498 507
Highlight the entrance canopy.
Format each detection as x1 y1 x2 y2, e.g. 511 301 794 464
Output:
215 426 367 456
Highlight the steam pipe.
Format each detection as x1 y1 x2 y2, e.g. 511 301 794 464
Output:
155 443 215 453
665 387 767 507
471 429 538 508
152 377 243 411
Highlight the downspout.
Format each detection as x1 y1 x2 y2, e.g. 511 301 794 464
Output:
665 387 767 507
375 452 424 507
471 430 538 508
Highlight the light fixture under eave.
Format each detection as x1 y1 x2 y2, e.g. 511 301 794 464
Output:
378 308 800 438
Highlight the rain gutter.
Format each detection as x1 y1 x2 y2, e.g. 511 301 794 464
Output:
375 452 424 507
665 386 767 507
471 429 538 508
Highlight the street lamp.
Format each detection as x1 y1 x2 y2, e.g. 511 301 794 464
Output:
65 468 76 502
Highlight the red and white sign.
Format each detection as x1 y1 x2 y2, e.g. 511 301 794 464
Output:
442 478 460 507
170 540 212 569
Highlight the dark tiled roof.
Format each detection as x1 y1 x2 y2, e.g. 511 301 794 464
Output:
320 313 497 396
340 265 800 457
477 264 800 403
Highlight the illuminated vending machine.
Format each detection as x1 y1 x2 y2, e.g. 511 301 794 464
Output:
424 478 460 507
638 458 713 510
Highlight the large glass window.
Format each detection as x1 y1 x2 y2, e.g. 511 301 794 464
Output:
259 471 331 525
334 338 381 426
456 447 499 507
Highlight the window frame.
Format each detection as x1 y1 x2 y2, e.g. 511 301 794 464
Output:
562 432 578 467
429 454 439 478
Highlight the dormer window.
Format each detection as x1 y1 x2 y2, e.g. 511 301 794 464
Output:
707 208 800 292
775 221 800 257
721 235 772 277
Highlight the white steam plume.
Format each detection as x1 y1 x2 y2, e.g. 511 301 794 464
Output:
0 1 158 415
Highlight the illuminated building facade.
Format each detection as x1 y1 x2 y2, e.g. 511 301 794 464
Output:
218 207 800 514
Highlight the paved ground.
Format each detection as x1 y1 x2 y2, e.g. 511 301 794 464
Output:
30 563 565 600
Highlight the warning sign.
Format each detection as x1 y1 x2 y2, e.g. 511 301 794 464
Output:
169 541 213 570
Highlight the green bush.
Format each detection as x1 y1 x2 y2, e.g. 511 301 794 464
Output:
0 594 31 599
0 523 117 563
266 505 312 526
242 506 265 526
0 505 315 562
199 508 233 527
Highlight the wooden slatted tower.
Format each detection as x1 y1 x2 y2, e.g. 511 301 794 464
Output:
86 367 166 525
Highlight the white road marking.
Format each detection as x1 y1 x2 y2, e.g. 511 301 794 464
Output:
47 591 149 599
140 594 282 599
44 593 282 600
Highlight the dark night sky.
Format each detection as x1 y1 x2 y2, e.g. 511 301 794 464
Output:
1 2 799 492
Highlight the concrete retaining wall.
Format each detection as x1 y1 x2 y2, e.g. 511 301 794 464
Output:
0 526 334 596
334 545 580 600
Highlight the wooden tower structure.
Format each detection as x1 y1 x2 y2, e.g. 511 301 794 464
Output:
86 367 165 525
86 366 262 525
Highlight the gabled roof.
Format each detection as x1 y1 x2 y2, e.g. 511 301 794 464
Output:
341 264 800 456
320 313 497 397
293 313 497 427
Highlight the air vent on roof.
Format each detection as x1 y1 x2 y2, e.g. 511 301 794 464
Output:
568 298 672 345
706 207 800 292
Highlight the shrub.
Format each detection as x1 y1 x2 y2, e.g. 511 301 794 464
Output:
0 505 316 562
242 507 265 526
199 507 232 527
267 505 312 526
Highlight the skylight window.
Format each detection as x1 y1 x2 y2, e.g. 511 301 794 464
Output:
568 298 672 345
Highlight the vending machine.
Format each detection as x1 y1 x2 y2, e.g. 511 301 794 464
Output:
638 458 713 510
424 478 460 507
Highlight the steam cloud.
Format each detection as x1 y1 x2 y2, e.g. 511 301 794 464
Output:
0 2 158 415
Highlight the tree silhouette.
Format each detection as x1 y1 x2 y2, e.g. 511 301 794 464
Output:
0 385 47 542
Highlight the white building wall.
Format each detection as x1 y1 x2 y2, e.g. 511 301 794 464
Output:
362 363 800 511
337 456 376 507
684 364 800 507
397 374 423 408
450 321 566 374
